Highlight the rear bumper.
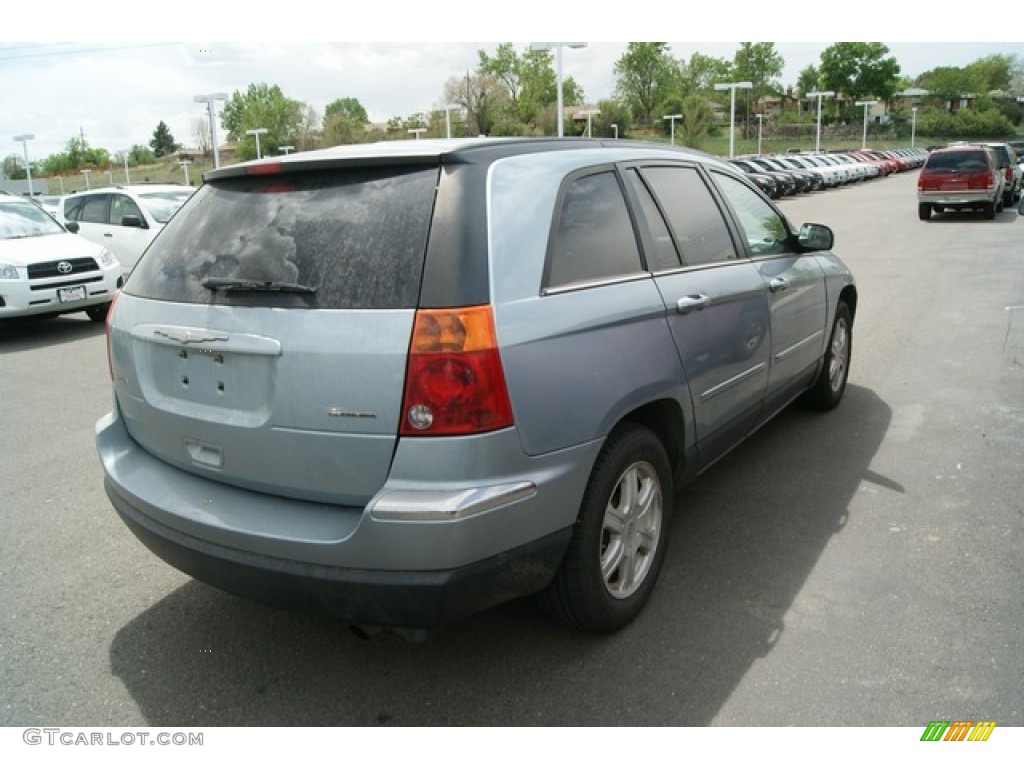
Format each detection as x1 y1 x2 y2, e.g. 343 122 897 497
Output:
918 190 997 206
107 475 571 629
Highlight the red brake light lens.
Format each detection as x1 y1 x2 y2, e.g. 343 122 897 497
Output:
400 306 514 436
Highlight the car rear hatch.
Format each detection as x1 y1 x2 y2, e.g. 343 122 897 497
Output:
919 150 995 193
110 161 441 506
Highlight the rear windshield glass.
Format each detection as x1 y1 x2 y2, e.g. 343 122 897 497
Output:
924 151 989 174
126 165 438 309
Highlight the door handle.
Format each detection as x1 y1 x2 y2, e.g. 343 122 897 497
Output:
676 294 711 314
769 277 789 293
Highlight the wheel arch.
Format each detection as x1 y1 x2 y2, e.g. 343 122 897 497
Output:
613 398 690 486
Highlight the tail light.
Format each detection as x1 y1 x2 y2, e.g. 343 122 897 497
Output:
1005 168 1013 183
400 305 513 436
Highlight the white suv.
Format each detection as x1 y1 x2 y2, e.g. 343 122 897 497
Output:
0 192 122 322
58 184 194 275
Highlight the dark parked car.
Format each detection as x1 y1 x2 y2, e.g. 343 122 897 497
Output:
97 138 857 637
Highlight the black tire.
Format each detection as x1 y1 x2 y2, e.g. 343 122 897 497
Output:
539 424 672 633
983 201 996 220
1003 189 1013 208
85 303 111 323
802 301 852 411
918 202 931 220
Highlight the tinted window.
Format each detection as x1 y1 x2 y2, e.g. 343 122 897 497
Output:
638 166 736 267
623 169 681 271
712 172 793 256
79 194 109 224
546 170 644 288
924 150 989 174
110 194 143 226
126 166 439 310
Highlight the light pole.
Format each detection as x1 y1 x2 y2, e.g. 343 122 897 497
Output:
444 104 461 139
911 107 918 148
107 168 114 185
611 123 618 139
279 145 295 155
756 113 763 155
246 128 268 159
120 150 130 184
530 42 587 137
408 128 426 140
714 81 753 159
579 109 600 138
13 134 34 197
194 93 228 168
179 159 192 185
807 90 835 153
663 114 682 145
855 100 877 150
81 169 92 189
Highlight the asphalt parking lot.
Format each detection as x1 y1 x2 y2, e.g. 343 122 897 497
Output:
1 169 1022 728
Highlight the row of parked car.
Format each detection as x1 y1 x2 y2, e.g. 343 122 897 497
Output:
730 147 930 199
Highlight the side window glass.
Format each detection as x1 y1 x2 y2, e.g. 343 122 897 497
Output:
712 172 794 256
62 197 83 222
79 194 109 224
624 169 681 271
110 194 143 226
546 171 644 289
638 167 737 267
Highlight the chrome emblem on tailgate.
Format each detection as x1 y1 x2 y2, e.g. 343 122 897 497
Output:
153 329 229 345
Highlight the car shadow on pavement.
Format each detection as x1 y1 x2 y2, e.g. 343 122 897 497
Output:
0 314 105 352
108 384 892 727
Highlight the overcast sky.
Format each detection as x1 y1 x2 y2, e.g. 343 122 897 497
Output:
2 8 1019 161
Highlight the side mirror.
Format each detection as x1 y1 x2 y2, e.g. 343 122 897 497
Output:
64 221 80 234
121 215 146 229
797 222 833 251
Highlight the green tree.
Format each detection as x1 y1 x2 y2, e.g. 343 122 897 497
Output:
963 54 1015 92
797 65 821 96
3 153 26 179
324 97 369 124
732 43 784 137
477 44 582 129
323 98 369 147
614 42 676 126
149 121 178 158
443 72 509 136
128 144 156 167
220 83 305 160
679 95 715 149
682 52 733 94
819 42 901 101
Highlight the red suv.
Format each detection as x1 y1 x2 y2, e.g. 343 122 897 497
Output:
917 145 1005 220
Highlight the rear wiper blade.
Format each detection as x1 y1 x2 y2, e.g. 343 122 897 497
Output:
201 277 316 294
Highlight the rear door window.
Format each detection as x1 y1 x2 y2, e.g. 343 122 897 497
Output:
77 194 110 224
126 166 439 310
637 166 738 267
544 170 645 289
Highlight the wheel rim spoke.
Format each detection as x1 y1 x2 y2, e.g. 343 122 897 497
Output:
601 461 662 599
